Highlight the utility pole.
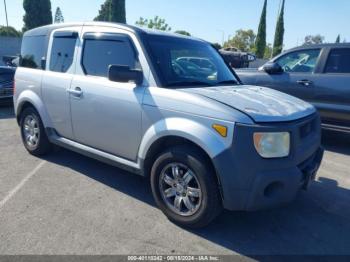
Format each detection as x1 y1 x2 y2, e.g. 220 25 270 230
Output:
4 0 9 27
217 30 225 47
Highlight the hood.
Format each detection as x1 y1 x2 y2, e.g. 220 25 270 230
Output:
179 85 316 123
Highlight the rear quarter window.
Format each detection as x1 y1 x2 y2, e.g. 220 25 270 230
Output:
325 48 350 73
20 36 46 69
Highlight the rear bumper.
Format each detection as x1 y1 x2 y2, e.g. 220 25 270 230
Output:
213 113 323 211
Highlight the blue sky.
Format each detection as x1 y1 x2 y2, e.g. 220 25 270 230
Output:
1 0 349 49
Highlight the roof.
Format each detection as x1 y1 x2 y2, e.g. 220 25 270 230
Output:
287 43 350 51
23 22 201 41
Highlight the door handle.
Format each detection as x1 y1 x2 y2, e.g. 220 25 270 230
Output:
68 87 83 97
297 80 313 87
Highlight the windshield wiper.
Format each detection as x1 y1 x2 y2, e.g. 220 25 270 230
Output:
215 80 238 86
166 81 214 87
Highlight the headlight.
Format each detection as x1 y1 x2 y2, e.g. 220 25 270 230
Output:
253 132 290 158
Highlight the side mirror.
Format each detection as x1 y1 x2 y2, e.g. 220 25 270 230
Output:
108 65 143 85
260 62 283 74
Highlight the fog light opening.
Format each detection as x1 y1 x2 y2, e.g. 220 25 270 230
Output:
264 182 284 198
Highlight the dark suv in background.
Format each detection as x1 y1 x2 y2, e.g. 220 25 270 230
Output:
0 65 16 104
219 47 256 69
237 44 350 132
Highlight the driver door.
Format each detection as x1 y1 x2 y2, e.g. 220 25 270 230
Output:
69 29 145 161
255 49 322 102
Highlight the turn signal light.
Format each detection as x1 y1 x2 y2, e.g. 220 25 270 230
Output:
213 124 228 137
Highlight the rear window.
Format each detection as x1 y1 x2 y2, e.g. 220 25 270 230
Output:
20 36 46 69
325 48 350 73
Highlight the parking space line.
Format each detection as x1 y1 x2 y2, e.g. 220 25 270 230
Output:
0 160 46 210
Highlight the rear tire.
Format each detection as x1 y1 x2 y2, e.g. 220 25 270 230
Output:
20 107 52 156
151 145 222 228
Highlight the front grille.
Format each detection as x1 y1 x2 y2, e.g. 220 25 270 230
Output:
0 88 13 97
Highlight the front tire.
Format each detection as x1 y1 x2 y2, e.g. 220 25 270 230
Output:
20 107 52 156
151 146 222 228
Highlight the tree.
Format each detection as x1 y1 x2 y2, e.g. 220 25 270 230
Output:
54 7 64 23
224 29 256 52
175 30 191 36
135 16 171 31
0 26 22 37
335 34 341 43
303 34 325 45
273 0 285 57
23 0 53 32
94 0 126 23
255 0 267 58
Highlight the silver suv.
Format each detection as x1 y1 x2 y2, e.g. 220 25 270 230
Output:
14 22 324 228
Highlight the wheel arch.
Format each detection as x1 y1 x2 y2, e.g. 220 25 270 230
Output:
139 117 232 200
15 90 52 127
142 135 223 197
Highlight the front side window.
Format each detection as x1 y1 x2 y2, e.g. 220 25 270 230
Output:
50 37 77 73
325 48 350 73
20 36 46 69
276 49 321 73
82 37 137 77
145 35 238 87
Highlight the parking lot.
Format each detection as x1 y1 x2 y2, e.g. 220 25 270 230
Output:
0 105 350 256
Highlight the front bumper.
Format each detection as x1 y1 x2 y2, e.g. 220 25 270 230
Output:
213 113 324 211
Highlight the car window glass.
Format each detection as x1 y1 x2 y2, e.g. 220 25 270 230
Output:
276 49 320 73
82 39 138 77
20 36 46 69
325 48 350 73
50 37 77 73
146 35 238 87
171 52 218 81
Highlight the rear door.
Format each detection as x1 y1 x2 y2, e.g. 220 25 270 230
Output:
254 48 322 101
311 47 350 125
41 27 81 139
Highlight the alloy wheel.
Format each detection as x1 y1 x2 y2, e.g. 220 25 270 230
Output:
159 163 202 217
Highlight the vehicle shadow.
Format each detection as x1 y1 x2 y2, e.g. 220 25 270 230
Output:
322 129 350 156
43 148 350 255
0 104 15 120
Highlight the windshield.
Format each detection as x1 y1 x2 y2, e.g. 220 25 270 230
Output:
144 34 239 87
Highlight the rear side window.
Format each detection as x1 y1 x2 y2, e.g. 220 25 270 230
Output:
325 48 350 73
82 37 137 77
50 37 77 73
20 36 46 69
